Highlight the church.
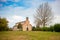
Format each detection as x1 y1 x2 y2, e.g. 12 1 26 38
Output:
13 17 32 31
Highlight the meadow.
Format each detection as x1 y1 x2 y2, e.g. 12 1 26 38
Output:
0 31 60 40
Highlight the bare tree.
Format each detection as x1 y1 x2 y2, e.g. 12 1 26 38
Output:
34 3 53 27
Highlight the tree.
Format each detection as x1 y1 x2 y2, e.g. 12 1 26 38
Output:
49 25 54 32
0 17 9 31
34 2 53 27
17 23 22 31
54 24 60 32
32 26 36 31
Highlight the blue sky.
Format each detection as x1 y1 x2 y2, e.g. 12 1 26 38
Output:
0 0 60 28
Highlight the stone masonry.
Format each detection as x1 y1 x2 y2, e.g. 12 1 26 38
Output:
13 17 32 31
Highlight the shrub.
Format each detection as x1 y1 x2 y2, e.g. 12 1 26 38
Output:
35 27 41 31
32 27 36 31
41 27 50 31
49 26 54 32
32 26 42 31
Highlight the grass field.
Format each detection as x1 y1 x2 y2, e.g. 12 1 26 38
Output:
0 31 60 40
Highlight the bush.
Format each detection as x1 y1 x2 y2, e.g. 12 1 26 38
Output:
0 27 9 31
54 24 60 32
32 24 60 32
49 26 54 32
35 27 41 31
41 27 50 31
32 26 42 31
9 28 13 31
32 27 36 31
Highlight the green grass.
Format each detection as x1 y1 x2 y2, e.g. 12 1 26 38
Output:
0 31 60 40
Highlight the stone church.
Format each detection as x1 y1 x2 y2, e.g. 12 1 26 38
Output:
13 17 32 31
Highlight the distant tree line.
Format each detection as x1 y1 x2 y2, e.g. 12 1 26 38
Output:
32 24 60 32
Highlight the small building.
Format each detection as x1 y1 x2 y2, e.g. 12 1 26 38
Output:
13 17 32 31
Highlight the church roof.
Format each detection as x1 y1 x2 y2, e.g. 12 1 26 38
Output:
16 21 26 25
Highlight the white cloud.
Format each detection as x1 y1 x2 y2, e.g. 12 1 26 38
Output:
50 0 60 15
49 0 60 25
23 0 44 8
53 15 60 24
7 15 25 28
12 15 25 21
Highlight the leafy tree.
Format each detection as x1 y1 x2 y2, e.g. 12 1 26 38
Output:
54 24 60 32
17 23 22 31
49 25 54 32
32 26 42 31
41 27 50 31
32 27 36 31
9 28 13 31
0 17 9 31
34 2 53 27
